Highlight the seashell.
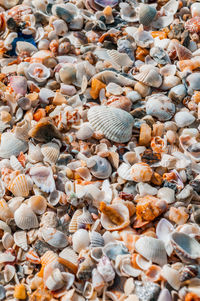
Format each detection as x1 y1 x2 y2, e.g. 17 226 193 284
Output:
13 231 28 251
145 265 162 282
191 3 200 18
28 142 44 163
68 209 82 234
28 117 62 143
52 4 75 22
100 202 130 231
76 253 95 281
157 288 172 301
0 199 13 222
9 76 27 96
7 174 29 197
2 232 14 249
38 251 58 278
28 195 47 215
0 252 15 264
139 4 157 26
41 227 68 249
161 75 181 91
59 247 78 274
171 232 200 263
0 132 28 159
4 265 15 283
16 41 37 56
133 25 154 48
161 265 181 290
76 123 94 140
157 187 175 204
117 163 132 181
150 47 170 65
136 196 167 222
30 166 55 193
97 255 115 282
41 142 60 165
88 106 134 143
130 163 153 182
90 247 103 262
14 203 39 230
185 17 200 33
174 112 195 128
103 242 129 260
77 208 93 229
45 268 65 291
87 155 112 179
179 135 200 162
156 218 174 256
59 63 77 85
168 84 187 102
92 268 105 292
135 236 167 266
180 265 199 282
72 229 90 253
146 94 175 121
27 63 50 83
10 156 24 172
26 248 40 264
133 69 162 88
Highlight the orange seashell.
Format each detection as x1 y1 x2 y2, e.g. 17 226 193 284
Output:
193 91 200 104
139 123 152 146
133 218 149 229
26 248 41 264
100 202 124 226
17 152 26 168
152 123 164 137
49 39 59 54
169 207 189 225
151 31 167 39
151 136 166 153
131 253 141 269
14 284 26 300
136 195 167 222
37 251 58 278
135 47 149 62
130 162 153 182
163 171 176 182
151 172 163 186
33 108 46 122
145 265 162 282
178 57 200 72
7 174 29 197
185 17 200 33
185 292 200 301
120 231 138 252
90 78 106 99
103 95 132 112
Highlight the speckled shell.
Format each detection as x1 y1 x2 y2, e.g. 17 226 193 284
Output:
0 132 28 159
13 231 28 251
101 203 130 231
87 106 134 143
69 209 82 233
41 142 60 165
7 174 29 197
41 227 68 249
135 236 167 266
146 94 175 121
14 203 39 230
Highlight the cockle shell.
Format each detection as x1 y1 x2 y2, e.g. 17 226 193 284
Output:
0 132 28 159
72 229 90 253
69 209 82 233
41 142 60 165
14 203 39 230
29 166 55 193
133 69 162 88
28 142 44 163
77 207 93 228
41 227 68 249
28 195 47 215
135 236 167 266
13 231 28 251
87 106 134 143
59 247 78 274
7 174 29 197
0 199 13 222
139 4 157 26
87 155 112 179
90 231 104 248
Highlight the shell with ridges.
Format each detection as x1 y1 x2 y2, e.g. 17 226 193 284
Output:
14 203 39 230
69 209 82 233
7 174 29 197
77 207 94 228
59 247 78 274
0 132 28 159
133 69 162 88
2 232 14 249
139 4 157 26
13 231 28 251
41 142 60 165
90 231 105 248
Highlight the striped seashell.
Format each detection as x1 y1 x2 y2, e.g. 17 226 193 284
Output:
26 248 40 264
72 229 90 253
133 69 162 88
88 106 134 143
139 4 157 26
28 195 47 215
0 132 28 159
13 231 28 251
41 227 68 249
77 207 94 229
41 142 60 165
59 247 78 274
7 174 29 197
0 199 13 222
10 156 24 172
117 163 132 181
14 203 39 230
38 251 58 278
4 265 15 283
2 232 14 249
69 209 82 233
90 231 105 248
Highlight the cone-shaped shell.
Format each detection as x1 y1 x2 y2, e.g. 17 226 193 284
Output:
133 69 162 88
7 174 29 197
41 142 60 165
0 199 13 222
139 4 157 26
87 106 134 143
0 132 28 159
135 236 167 266
14 203 39 230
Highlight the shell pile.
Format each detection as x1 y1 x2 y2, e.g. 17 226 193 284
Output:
0 0 200 300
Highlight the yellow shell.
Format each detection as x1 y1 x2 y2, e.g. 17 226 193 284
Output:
14 284 26 300
7 174 29 197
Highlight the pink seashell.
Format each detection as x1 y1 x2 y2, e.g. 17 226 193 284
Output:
9 76 27 96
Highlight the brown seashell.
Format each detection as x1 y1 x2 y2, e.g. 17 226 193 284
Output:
28 195 47 215
139 123 152 146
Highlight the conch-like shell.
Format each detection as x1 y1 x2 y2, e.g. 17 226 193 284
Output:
87 106 134 143
7 174 29 197
29 166 55 193
0 132 28 159
14 203 39 230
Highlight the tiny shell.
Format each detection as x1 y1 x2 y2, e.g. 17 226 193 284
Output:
133 69 162 88
174 112 195 128
14 203 39 230
156 218 174 256
2 232 14 249
146 94 175 121
72 229 90 253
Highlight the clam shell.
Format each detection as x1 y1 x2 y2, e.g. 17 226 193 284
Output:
90 231 104 248
41 227 68 249
13 231 28 251
30 166 55 193
28 195 47 215
87 106 134 143
41 142 60 165
139 4 157 26
0 132 28 159
10 156 24 172
2 232 14 249
133 69 162 88
7 174 29 197
156 218 174 256
27 63 50 83
0 199 13 222
171 232 200 263
101 203 130 231
117 163 132 181
14 203 39 230
59 247 78 274
135 236 167 266
72 229 90 253
87 155 112 179
69 209 82 233
161 265 181 290
103 242 129 260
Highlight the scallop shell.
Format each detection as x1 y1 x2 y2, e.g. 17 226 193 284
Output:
87 106 134 143
2 232 14 249
135 236 167 266
77 208 94 228
29 166 55 193
87 155 112 179
133 69 162 88
4 265 15 283
69 209 82 233
10 156 24 172
90 231 104 248
171 232 200 263
72 229 90 253
161 265 181 290
59 247 78 274
7 174 29 197
139 4 157 26
156 218 174 256
13 231 28 251
41 142 60 165
28 195 47 215
0 199 13 222
14 203 39 230
41 227 68 249
0 132 28 159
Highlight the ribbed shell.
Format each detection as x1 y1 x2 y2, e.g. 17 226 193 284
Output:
14 203 39 230
41 142 60 164
68 209 82 233
139 4 157 26
7 174 29 197
2 232 14 249
90 231 105 248
133 69 162 88
59 247 78 274
87 106 134 143
135 236 167 266
0 132 28 158
10 156 24 172
77 208 93 228
13 231 28 251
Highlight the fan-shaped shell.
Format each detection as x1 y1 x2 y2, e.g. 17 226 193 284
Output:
161 265 181 290
134 69 162 88
90 231 104 248
59 247 78 274
14 203 39 230
7 174 29 197
2 232 14 249
77 207 94 228
69 209 82 233
135 236 167 266
72 229 90 253
0 132 28 159
13 231 28 251
41 227 68 249
41 142 60 165
29 166 55 193
10 156 24 172
87 106 134 143
0 199 13 222
139 4 157 26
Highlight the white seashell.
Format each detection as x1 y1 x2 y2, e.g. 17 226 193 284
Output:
115 254 141 277
133 69 162 88
27 63 50 83
157 188 175 204
135 236 167 266
87 155 112 179
136 254 151 270
41 227 68 249
160 64 176 76
4 265 15 283
41 142 60 165
137 183 158 197
156 218 174 256
106 83 123 96
83 281 94 299
174 111 195 128
8 174 29 197
30 166 55 193
103 242 129 260
72 229 90 253
10 156 24 172
87 106 134 143
134 25 154 48
97 256 115 282
14 204 39 230
117 163 132 181
76 123 94 140
13 231 28 251
45 268 65 291
161 0 179 16
90 231 104 248
52 19 68 36
0 199 13 222
162 265 181 290
191 3 200 17
0 132 28 159
0 253 15 264
101 203 130 231
2 232 14 249
8 197 24 214
92 268 105 293
28 142 44 163
158 288 172 301
146 94 175 121
161 75 181 90
120 3 138 22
